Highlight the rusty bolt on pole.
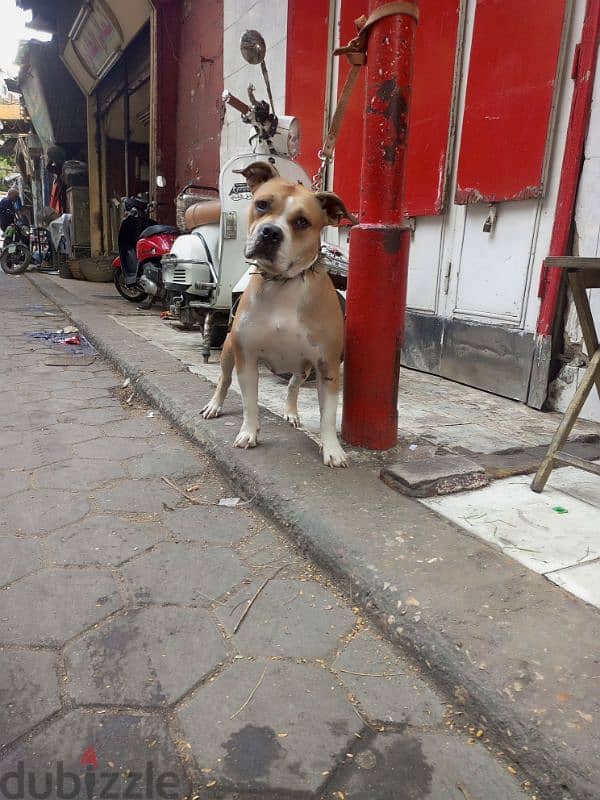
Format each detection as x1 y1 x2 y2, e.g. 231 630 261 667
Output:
341 1 418 450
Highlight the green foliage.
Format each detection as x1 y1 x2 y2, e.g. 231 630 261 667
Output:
0 154 15 183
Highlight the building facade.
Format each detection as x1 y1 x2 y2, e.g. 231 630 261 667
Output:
16 0 600 422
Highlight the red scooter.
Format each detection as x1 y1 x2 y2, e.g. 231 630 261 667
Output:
112 195 179 306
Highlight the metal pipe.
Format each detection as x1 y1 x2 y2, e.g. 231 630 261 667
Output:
341 1 418 449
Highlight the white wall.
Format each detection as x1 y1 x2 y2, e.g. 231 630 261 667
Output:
549 46 600 422
220 0 288 166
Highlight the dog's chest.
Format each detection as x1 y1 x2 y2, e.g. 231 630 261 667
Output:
236 289 320 373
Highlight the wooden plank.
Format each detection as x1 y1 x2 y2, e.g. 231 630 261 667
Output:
544 257 600 270
568 272 600 402
555 451 600 476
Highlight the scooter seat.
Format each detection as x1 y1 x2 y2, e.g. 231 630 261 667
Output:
184 200 222 230
139 224 180 238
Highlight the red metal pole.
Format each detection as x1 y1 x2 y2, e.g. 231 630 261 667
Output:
341 1 418 449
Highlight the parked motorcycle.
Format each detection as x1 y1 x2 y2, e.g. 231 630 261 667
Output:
162 29 310 361
112 195 179 306
0 215 32 275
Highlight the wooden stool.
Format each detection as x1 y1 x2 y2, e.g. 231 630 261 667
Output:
531 257 600 492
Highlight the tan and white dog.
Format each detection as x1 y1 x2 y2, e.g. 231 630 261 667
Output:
201 161 356 467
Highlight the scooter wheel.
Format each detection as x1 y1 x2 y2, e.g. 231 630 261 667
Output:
113 267 147 303
0 244 31 275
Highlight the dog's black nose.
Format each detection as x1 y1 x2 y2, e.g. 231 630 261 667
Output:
249 223 284 259
258 224 283 244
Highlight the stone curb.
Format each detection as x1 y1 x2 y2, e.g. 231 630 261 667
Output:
26 273 600 800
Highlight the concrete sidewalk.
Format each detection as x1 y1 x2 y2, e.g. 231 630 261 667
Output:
24 271 600 800
0 272 538 800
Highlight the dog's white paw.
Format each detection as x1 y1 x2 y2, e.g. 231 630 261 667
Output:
322 440 348 468
284 411 300 428
201 400 222 419
234 427 258 449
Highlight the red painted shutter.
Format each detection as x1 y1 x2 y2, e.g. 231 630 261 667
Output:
404 0 461 216
287 0 463 218
334 0 462 218
286 0 331 181
455 0 568 204
332 0 366 214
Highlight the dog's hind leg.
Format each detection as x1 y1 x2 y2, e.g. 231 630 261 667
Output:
201 334 235 419
284 373 306 428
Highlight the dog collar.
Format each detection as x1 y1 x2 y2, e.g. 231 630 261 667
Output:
248 250 321 282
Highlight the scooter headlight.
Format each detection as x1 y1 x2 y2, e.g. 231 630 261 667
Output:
287 117 301 159
273 116 301 159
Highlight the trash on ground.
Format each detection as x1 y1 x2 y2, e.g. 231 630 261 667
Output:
219 497 242 507
553 506 569 514
122 377 131 388
27 329 95 355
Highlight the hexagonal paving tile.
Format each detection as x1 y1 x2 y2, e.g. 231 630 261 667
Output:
102 417 169 438
73 436 155 460
177 660 362 794
121 542 250 605
93 479 182 514
0 536 44 587
51 386 112 401
36 423 102 445
164 506 253 545
45 515 165 566
35 459 126 491
0 649 61 747
326 732 529 799
238 529 303 569
65 606 228 706
216 579 355 658
0 567 122 645
332 629 444 725
0 709 190 797
60 407 129 426
0 468 30 499
0 489 90 535
0 436 72 471
127 445 201 480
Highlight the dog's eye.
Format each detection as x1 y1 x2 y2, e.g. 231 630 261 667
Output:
293 216 310 230
255 200 269 214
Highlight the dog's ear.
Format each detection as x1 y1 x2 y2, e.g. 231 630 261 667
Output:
233 161 279 193
315 192 358 226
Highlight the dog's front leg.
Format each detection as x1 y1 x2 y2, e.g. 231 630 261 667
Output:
284 373 306 428
316 364 348 468
234 356 260 449
202 334 234 419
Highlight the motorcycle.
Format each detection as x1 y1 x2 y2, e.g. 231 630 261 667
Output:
0 215 32 275
112 195 179 306
162 29 310 361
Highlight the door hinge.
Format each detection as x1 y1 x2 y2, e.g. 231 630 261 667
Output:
443 261 452 294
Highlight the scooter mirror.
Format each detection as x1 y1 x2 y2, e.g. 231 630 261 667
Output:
240 30 266 65
156 175 166 188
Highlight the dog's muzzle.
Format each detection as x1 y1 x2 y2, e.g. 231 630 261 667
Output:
246 223 284 260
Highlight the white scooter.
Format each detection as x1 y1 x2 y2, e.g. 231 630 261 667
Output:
162 30 310 362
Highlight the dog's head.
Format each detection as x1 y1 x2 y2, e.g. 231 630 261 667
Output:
233 161 357 279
